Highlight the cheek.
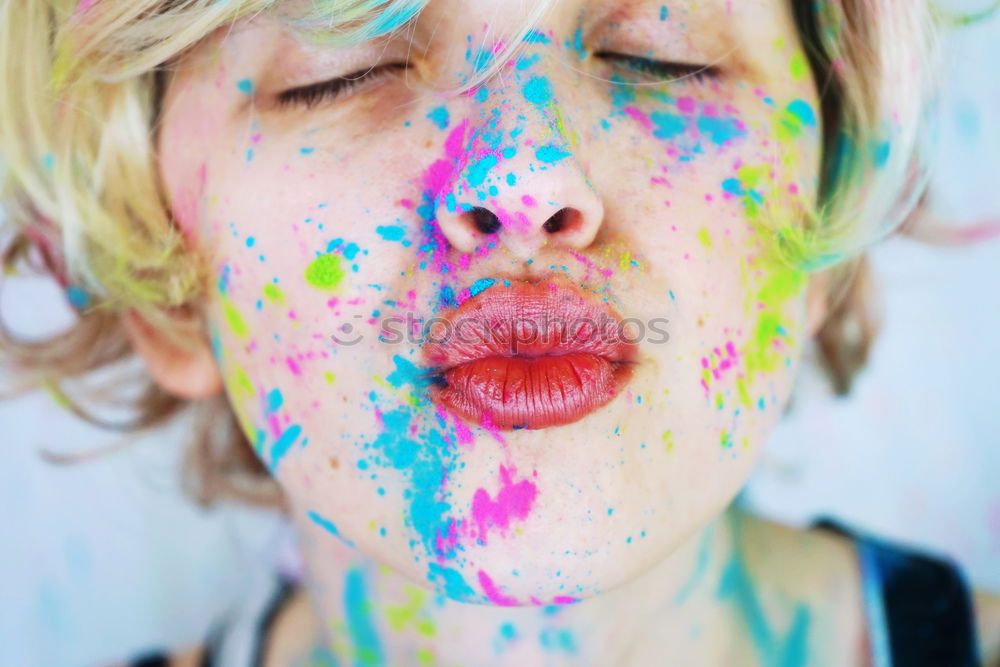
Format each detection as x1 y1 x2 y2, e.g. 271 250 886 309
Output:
583 79 817 448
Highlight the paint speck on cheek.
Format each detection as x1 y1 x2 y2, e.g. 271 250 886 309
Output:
305 253 346 290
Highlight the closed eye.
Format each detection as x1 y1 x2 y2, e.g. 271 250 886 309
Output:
277 62 409 109
596 51 719 83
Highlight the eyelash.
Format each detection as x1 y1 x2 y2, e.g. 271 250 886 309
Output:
597 52 719 83
277 63 409 109
276 53 717 109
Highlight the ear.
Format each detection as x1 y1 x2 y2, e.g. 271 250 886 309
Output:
804 269 832 339
122 308 223 400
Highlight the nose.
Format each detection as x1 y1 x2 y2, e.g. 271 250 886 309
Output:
431 80 605 259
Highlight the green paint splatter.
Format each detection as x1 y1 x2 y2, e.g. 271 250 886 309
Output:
697 227 713 248
223 298 248 339
263 283 285 304
305 253 346 291
662 430 674 452
790 52 808 82
385 585 436 638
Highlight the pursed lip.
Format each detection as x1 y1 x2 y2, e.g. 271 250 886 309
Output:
421 278 639 430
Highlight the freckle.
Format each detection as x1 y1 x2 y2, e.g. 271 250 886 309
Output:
329 457 339 469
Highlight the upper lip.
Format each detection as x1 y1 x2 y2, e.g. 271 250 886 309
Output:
421 277 639 371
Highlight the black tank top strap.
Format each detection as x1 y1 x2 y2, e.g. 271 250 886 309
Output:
815 517 980 667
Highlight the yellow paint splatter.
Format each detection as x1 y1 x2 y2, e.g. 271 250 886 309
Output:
697 227 712 248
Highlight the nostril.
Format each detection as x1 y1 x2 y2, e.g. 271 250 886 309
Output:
542 208 580 234
470 207 502 234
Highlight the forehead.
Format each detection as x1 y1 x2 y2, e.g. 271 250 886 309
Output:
210 0 801 83
269 0 781 40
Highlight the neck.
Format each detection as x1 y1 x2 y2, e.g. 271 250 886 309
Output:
285 507 745 665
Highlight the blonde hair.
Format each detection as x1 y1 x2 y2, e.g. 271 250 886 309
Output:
0 0 943 505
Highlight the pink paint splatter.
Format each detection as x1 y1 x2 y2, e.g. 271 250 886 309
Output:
471 465 538 545
478 569 519 606
622 106 654 132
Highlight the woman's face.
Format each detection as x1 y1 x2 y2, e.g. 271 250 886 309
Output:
158 0 821 605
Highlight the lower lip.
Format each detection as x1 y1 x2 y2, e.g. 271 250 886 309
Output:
433 352 634 430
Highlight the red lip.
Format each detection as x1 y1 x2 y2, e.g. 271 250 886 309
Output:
422 279 639 430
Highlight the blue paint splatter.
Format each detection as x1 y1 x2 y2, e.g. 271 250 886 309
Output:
237 79 253 95
676 526 712 604
872 140 891 168
308 510 356 548
650 112 687 140
386 355 428 390
376 225 406 242
270 424 302 471
344 568 385 665
267 389 283 413
697 116 746 146
523 76 553 105
717 515 812 667
469 278 496 297
660 5 669 20
427 106 450 130
342 242 361 260
523 29 551 44
438 285 456 308
366 1 422 37
300 147 315 155
565 28 587 60
535 145 571 164
428 563 478 601
467 154 499 187
786 99 817 127
517 53 541 70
